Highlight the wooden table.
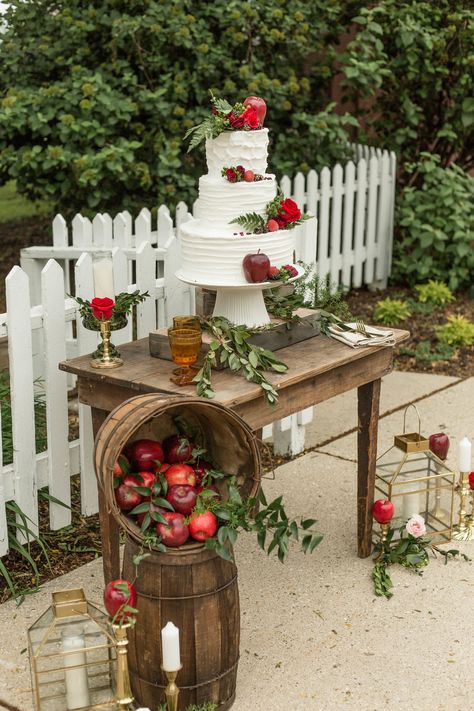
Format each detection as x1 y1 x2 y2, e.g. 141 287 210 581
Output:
61 329 408 582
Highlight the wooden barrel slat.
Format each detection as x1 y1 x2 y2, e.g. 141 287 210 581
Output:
123 538 239 710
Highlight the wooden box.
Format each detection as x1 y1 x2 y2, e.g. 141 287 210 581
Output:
149 308 320 368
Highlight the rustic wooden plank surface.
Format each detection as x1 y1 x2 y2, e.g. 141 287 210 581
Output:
357 379 382 557
61 329 409 410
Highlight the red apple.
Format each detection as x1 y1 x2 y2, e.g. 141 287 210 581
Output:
469 472 474 489
158 462 171 474
189 511 218 542
243 96 267 127
163 434 195 464
166 485 198 515
156 512 189 547
165 463 197 487
104 579 137 620
372 499 395 524
243 251 271 283
115 483 142 511
127 439 164 471
429 432 450 461
113 455 129 478
123 471 156 501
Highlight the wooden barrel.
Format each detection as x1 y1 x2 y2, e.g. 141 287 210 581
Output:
94 393 261 545
122 536 240 710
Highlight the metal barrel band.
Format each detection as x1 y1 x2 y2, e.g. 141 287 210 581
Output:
134 657 240 690
135 573 238 601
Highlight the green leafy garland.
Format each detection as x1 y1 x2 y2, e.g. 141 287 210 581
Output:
372 525 470 599
194 317 289 406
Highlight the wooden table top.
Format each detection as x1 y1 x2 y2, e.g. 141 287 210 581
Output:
60 329 409 429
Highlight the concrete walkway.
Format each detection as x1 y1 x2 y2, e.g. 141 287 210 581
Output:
0 372 473 711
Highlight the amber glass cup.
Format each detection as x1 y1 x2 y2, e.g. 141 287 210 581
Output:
173 315 201 331
168 327 202 386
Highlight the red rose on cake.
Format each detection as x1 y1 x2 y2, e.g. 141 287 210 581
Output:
278 198 301 225
227 106 259 130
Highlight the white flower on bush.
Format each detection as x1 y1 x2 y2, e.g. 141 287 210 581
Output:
406 514 426 538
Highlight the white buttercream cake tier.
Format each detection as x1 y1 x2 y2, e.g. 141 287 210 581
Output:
179 219 296 285
194 174 276 226
205 128 269 177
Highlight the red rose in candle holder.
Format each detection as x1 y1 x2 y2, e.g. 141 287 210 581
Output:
372 499 395 524
91 297 115 320
469 471 474 489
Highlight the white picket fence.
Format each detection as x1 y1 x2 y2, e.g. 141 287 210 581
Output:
0 149 396 555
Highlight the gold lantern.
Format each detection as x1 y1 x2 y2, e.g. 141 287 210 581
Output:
374 405 456 543
28 588 129 711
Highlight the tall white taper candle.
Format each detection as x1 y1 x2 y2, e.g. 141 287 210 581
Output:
161 621 181 672
458 436 472 472
62 629 90 710
92 256 115 299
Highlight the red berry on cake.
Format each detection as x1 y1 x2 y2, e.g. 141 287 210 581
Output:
266 219 279 232
225 168 237 183
244 170 255 182
267 266 280 280
236 165 245 176
283 265 298 278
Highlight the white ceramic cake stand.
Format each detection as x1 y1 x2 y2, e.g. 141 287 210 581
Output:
175 265 303 328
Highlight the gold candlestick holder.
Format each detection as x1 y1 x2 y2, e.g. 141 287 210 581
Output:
452 472 473 541
468 487 474 536
90 320 123 369
112 622 134 709
374 522 391 562
161 664 182 711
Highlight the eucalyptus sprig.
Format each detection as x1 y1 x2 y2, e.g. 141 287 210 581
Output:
193 317 288 405
197 480 323 564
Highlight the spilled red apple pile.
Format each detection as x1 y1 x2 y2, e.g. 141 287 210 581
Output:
114 427 225 548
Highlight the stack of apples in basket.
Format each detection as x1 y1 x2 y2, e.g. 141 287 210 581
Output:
114 433 220 547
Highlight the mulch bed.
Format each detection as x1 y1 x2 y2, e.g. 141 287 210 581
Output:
0 216 472 601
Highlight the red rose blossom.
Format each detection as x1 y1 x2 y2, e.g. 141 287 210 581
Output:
241 105 259 129
225 168 237 182
91 297 115 320
227 111 245 129
278 198 301 224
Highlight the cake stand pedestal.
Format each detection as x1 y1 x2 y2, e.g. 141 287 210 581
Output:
175 267 303 328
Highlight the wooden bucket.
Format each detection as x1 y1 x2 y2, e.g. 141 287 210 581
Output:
94 393 261 545
122 536 240 710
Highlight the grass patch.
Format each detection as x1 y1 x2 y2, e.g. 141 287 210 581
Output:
0 181 51 222
0 369 48 466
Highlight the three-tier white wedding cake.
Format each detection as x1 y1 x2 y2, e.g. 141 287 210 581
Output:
179 128 296 285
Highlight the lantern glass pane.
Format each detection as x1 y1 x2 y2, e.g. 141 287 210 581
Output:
29 602 116 710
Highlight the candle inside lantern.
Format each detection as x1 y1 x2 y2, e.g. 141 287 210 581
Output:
61 628 90 710
161 621 181 672
458 436 472 472
401 476 421 521
92 256 115 299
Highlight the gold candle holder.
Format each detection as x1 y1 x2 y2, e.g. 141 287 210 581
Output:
374 522 391 562
452 472 473 541
90 320 123 369
112 622 134 709
161 664 182 711
468 486 474 536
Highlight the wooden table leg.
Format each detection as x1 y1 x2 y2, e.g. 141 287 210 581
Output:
357 378 381 558
91 408 120 584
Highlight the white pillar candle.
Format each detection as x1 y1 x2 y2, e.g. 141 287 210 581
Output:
62 630 90 710
458 436 472 472
401 474 421 521
161 621 180 672
92 256 115 299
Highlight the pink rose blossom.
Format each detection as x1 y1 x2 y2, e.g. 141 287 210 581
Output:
406 515 426 538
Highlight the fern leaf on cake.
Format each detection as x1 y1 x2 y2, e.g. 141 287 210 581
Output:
210 93 233 114
230 212 266 233
185 118 214 152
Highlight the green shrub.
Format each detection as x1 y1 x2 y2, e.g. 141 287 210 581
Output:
414 280 454 306
295 265 352 321
436 315 474 348
373 298 411 326
393 154 474 290
0 0 361 214
342 2 474 178
399 341 456 363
